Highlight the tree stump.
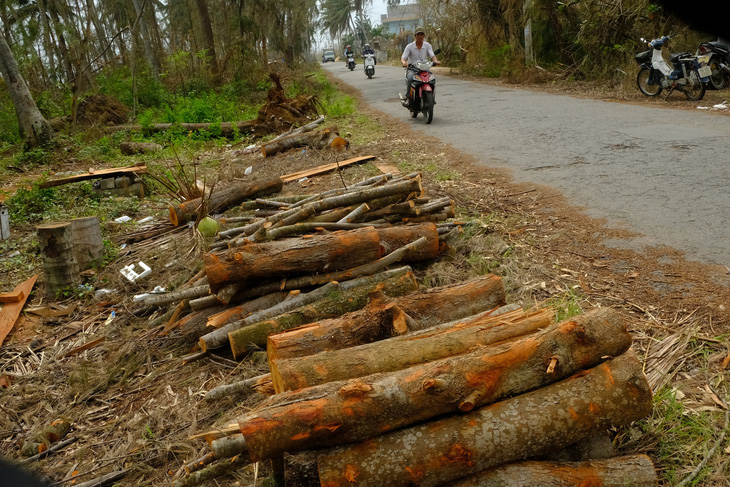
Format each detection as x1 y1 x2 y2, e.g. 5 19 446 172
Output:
70 216 103 270
37 223 80 300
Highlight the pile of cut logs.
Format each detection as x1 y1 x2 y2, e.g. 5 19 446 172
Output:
138 172 658 486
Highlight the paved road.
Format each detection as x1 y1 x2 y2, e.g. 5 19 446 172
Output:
323 62 730 267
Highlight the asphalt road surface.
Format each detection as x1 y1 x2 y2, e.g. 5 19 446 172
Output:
323 61 730 268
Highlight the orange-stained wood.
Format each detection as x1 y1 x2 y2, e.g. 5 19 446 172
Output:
0 275 37 346
235 308 632 462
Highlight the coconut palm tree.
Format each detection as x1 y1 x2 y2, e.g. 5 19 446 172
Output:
0 26 53 148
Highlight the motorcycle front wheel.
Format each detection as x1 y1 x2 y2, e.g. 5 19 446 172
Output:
682 70 706 101
636 67 662 97
422 91 434 124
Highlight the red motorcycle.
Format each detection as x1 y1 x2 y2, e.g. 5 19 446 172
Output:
401 59 437 124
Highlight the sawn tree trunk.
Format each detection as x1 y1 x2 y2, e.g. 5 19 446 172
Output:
270 306 553 392
315 351 652 487
236 307 632 460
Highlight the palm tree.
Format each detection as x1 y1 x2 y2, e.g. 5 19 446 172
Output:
0 26 53 148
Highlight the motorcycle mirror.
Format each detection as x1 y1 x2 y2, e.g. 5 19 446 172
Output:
433 48 442 55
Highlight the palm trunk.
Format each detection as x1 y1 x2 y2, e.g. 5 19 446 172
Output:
0 30 54 148
195 0 220 84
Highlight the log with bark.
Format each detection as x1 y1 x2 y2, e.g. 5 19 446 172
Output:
205 373 274 402
198 267 413 351
20 418 71 457
265 291 411 363
266 274 506 361
269 305 553 392
314 350 652 487
234 307 631 460
169 176 283 226
261 126 346 157
441 454 658 486
205 223 439 291
227 270 419 358
206 236 429 308
173 455 248 487
180 290 290 340
218 174 423 248
204 226 383 290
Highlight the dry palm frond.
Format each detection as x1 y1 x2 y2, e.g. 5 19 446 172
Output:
642 319 700 392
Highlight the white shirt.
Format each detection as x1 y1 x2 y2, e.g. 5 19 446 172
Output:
401 41 435 64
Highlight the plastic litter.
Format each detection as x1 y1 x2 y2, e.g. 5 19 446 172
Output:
120 261 152 282
137 216 154 224
94 288 115 298
245 165 253 175
114 215 132 223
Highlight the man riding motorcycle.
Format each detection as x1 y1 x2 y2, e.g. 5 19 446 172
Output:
399 27 440 107
344 45 354 66
362 43 376 65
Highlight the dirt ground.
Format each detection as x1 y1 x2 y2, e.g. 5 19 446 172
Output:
1 73 730 486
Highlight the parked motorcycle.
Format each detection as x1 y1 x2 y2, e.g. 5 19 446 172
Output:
346 54 355 71
696 38 730 90
400 59 437 124
634 35 711 100
364 53 375 79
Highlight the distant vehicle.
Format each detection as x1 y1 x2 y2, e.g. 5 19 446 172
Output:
322 49 335 63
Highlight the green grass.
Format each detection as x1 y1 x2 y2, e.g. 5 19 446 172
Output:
629 387 725 485
546 288 583 322
7 181 141 225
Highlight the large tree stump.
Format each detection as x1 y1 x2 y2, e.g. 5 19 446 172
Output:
37 222 80 300
236 307 632 460
441 455 658 486
315 351 653 487
269 306 553 392
266 275 506 361
228 271 418 358
169 176 283 226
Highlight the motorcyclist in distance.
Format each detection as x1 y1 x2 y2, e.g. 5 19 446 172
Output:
363 43 376 64
344 45 354 66
400 26 440 106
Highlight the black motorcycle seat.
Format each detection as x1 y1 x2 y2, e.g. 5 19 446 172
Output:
669 52 691 62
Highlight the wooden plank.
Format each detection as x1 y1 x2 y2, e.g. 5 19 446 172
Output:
281 156 375 183
39 164 147 189
0 290 25 303
0 275 38 346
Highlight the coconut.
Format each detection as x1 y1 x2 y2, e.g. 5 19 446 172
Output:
197 217 219 237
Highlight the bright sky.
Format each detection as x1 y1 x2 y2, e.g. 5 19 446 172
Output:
366 0 390 27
